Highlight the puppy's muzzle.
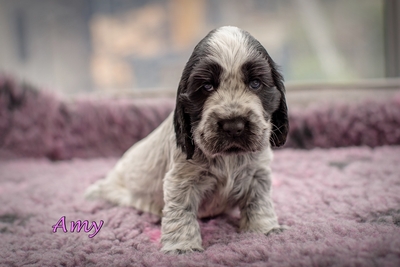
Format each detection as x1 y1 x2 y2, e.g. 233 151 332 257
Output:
214 116 256 154
218 117 247 137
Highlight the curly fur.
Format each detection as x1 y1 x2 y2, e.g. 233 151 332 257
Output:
85 26 289 254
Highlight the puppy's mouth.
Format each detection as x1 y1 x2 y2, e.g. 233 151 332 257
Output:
218 145 251 155
221 145 247 155
198 118 268 157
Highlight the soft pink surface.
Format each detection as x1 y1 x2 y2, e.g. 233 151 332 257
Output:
2 75 400 161
286 95 400 149
1 146 400 266
1 75 400 266
0 76 175 160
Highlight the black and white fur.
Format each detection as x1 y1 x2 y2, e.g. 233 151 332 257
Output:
85 26 289 254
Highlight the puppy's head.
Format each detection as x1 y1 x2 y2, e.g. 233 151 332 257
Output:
174 26 289 159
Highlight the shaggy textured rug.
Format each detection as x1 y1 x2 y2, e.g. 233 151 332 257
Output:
1 147 400 266
1 76 400 266
1 75 400 160
0 76 175 160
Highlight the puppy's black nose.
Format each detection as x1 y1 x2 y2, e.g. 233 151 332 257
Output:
219 118 245 137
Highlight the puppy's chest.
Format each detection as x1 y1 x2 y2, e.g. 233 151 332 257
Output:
198 158 251 218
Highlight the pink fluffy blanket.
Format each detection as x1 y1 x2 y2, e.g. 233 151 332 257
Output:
1 77 400 266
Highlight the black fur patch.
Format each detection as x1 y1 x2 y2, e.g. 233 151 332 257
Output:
241 29 289 147
174 30 219 159
174 27 289 159
241 58 281 117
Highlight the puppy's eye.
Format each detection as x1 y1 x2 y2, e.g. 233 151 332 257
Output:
249 79 261 90
202 83 214 92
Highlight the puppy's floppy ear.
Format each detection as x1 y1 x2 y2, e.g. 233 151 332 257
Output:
269 58 289 147
243 29 289 147
173 31 215 159
173 57 198 159
173 89 195 160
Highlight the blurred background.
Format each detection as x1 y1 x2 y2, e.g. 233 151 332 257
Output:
0 0 399 100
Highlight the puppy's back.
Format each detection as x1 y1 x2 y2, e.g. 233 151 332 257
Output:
85 112 176 216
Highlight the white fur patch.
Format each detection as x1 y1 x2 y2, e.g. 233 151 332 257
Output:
207 26 257 76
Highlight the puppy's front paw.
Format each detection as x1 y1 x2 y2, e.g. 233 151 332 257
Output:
265 225 289 236
161 208 204 254
241 217 289 236
161 241 204 255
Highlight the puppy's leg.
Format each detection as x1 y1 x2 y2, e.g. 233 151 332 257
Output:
85 172 133 207
85 170 164 216
161 168 210 254
239 167 285 235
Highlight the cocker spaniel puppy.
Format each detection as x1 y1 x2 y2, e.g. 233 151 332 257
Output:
85 26 289 254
